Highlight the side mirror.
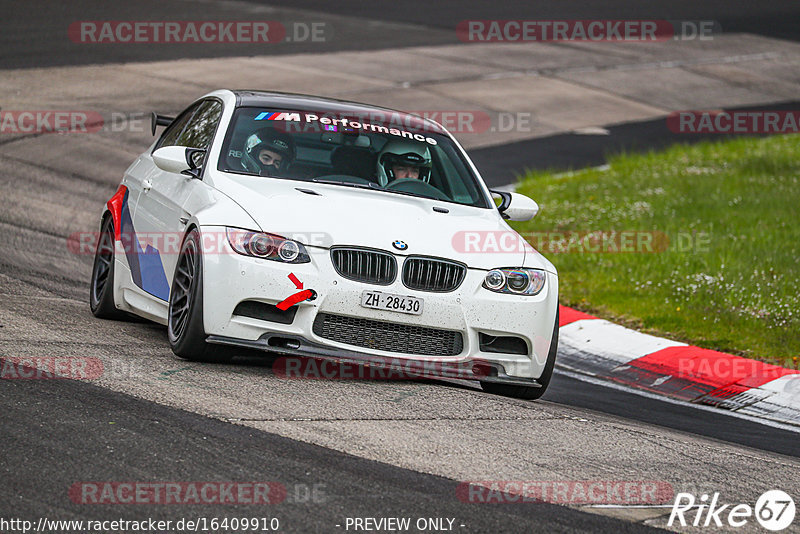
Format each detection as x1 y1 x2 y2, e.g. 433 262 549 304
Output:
152 146 206 179
491 190 539 221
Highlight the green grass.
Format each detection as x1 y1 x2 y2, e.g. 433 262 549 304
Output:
512 134 800 365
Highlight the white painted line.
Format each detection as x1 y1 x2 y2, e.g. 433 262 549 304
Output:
734 374 800 423
584 505 674 509
572 126 610 135
555 368 800 433
556 363 800 434
560 319 686 366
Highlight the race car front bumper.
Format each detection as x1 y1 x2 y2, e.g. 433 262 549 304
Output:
201 226 559 382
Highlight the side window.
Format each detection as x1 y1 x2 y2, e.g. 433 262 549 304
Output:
154 100 223 152
175 100 223 150
155 102 201 150
433 145 484 205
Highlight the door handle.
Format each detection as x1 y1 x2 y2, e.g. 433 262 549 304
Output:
142 179 153 193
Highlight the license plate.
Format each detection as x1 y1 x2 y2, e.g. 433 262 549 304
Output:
360 290 423 315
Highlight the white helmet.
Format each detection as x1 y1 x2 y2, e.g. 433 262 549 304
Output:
376 139 432 186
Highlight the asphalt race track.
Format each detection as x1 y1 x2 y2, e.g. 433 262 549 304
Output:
4 0 800 69
470 100 800 186
1 2 799 533
1 375 656 533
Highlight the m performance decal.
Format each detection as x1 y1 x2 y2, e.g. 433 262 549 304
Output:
254 111 301 121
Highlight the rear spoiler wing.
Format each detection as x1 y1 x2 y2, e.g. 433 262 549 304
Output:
150 112 175 136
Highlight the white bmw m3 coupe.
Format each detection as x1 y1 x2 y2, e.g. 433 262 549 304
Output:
90 89 559 399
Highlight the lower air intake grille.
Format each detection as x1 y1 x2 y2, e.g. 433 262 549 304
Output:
313 313 463 356
331 247 396 285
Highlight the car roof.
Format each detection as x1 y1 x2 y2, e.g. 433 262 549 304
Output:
232 90 448 135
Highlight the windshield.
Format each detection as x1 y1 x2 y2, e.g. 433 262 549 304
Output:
217 107 491 208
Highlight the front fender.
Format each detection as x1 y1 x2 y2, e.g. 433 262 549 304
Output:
183 183 262 233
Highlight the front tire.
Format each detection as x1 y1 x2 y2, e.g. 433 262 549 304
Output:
90 215 127 320
481 308 559 400
168 228 232 363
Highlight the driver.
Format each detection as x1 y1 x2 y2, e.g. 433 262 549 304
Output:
241 128 296 177
376 139 431 186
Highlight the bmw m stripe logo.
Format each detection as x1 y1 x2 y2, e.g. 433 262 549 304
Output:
392 240 408 250
254 111 301 121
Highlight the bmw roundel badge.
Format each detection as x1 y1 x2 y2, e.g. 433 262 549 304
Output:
392 240 408 251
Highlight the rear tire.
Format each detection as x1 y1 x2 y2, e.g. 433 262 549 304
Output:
168 228 233 363
481 308 559 400
89 215 127 320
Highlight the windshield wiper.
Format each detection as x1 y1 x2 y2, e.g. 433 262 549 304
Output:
380 189 434 200
311 178 382 190
223 168 261 177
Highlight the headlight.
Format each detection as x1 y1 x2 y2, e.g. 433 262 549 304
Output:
483 268 545 295
226 227 310 263
484 269 506 290
277 240 300 262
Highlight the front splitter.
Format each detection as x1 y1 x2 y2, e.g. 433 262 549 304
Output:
206 332 541 387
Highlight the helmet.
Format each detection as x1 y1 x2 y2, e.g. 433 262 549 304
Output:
241 128 296 177
376 139 431 186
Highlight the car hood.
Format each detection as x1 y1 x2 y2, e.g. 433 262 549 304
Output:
212 173 554 272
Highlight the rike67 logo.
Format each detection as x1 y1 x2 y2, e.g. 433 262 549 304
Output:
669 490 795 531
